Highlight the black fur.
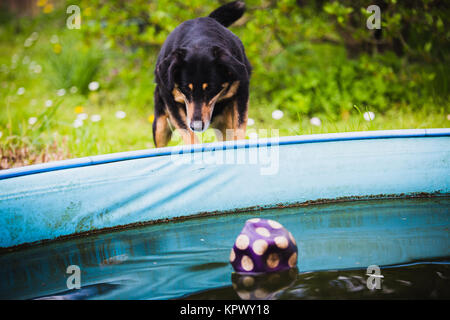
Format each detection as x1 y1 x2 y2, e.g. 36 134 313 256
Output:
153 1 251 146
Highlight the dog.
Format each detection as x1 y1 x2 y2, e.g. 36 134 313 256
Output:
152 1 252 148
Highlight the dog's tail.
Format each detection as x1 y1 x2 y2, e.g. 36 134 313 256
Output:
208 1 245 27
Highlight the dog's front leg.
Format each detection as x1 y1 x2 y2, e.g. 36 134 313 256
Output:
231 99 248 140
167 105 198 145
212 99 248 142
153 88 172 148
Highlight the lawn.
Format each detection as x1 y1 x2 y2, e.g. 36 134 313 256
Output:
0 1 448 169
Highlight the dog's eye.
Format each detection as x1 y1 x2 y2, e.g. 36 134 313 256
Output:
180 85 191 94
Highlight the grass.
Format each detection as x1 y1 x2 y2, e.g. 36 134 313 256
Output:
0 15 448 170
1 91 447 170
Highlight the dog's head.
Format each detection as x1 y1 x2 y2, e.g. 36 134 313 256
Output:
156 46 248 132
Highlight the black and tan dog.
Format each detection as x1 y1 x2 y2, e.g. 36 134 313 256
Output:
152 1 252 147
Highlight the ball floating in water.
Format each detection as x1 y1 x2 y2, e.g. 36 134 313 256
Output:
230 218 298 274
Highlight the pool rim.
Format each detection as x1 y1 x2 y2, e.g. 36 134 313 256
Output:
1 128 449 180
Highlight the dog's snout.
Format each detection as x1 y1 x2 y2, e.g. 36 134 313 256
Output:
190 120 204 132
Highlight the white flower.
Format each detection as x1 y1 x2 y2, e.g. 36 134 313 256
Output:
446 114 449 121
73 119 83 128
248 132 258 140
115 110 126 119
24 38 33 47
28 61 36 71
77 113 88 121
50 35 59 44
57 89 66 96
88 81 100 91
28 117 37 125
310 117 321 126
363 111 375 121
247 118 255 126
0 131 2 138
30 32 39 41
45 99 53 107
70 86 78 94
33 64 42 74
91 114 101 122
22 56 30 65
17 87 25 95
272 110 284 120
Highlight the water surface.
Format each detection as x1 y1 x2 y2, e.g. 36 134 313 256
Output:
0 197 448 299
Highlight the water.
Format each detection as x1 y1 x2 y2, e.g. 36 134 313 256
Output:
0 197 449 300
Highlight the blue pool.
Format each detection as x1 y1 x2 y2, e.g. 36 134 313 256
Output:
0 129 449 299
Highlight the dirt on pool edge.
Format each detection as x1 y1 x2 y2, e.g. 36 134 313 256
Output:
0 191 447 254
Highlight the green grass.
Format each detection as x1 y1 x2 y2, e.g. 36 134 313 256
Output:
0 9 448 170
1 81 447 169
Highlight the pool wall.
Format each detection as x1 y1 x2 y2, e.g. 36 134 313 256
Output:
0 129 449 248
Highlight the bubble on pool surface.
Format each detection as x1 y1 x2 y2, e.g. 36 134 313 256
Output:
230 218 298 274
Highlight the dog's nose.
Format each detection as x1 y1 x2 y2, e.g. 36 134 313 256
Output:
190 120 204 132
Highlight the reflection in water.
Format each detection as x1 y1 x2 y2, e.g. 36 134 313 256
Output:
232 268 298 300
183 261 450 299
35 283 122 300
0 197 449 299
100 254 129 266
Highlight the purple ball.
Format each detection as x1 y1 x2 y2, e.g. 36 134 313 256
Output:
230 218 298 274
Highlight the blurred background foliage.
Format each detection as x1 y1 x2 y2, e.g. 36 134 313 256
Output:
0 0 449 168
77 0 449 116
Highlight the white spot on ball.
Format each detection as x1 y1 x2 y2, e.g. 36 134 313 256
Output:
241 255 254 271
266 253 280 269
288 252 298 268
229 248 236 262
268 219 283 229
235 234 250 250
252 239 268 255
274 236 289 249
255 227 271 237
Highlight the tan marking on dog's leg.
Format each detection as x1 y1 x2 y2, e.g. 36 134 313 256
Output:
211 99 248 142
154 114 172 148
167 107 198 145
232 100 247 141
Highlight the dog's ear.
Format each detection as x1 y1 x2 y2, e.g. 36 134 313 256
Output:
212 45 248 80
156 48 186 92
